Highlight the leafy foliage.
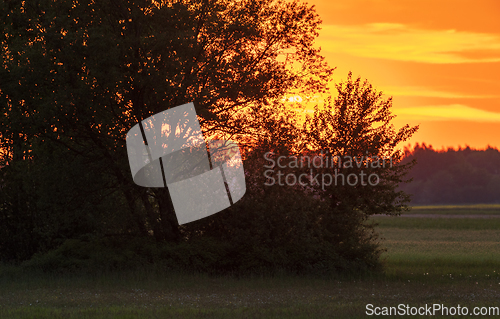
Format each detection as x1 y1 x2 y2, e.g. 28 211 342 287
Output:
0 1 415 275
0 0 331 260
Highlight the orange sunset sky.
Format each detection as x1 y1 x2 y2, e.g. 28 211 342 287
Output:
305 0 500 150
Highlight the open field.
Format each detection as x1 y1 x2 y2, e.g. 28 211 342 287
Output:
1 206 500 318
403 204 500 216
373 215 500 280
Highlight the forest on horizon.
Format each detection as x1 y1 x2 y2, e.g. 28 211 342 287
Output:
400 143 500 205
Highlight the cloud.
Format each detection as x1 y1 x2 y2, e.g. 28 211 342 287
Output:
382 86 499 99
317 23 500 64
395 104 500 122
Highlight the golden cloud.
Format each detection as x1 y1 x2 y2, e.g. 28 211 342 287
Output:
317 23 500 64
382 86 500 99
395 104 500 122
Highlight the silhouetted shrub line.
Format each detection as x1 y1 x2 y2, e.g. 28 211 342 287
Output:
20 235 380 276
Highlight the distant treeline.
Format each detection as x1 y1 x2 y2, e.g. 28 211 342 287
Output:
400 144 500 205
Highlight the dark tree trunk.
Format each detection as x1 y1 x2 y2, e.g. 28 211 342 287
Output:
156 188 182 242
138 191 163 242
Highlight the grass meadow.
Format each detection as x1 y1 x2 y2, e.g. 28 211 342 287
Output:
1 205 500 318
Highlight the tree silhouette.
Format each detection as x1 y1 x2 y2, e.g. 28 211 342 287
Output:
0 0 332 259
1 1 417 274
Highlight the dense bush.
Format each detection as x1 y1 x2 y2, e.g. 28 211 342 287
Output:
1 0 413 274
6 74 412 276
20 145 383 276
